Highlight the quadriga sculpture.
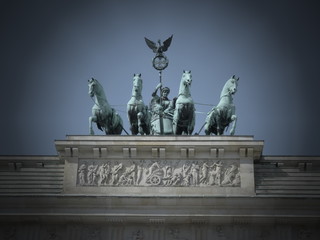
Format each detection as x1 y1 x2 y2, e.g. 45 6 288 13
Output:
204 75 239 135
127 74 151 135
173 70 195 135
88 78 123 135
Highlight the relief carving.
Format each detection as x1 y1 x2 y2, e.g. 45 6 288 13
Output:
168 227 189 240
131 229 144 240
77 160 240 187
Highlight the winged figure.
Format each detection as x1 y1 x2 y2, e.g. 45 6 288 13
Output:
145 35 173 54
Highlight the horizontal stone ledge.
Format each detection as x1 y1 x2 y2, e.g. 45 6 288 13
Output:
1 194 320 199
64 135 257 141
55 141 263 147
0 213 320 225
1 195 320 211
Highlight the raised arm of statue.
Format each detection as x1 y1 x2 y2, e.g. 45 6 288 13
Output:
152 83 162 97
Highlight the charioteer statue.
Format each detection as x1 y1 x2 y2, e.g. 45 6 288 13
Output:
145 35 175 135
149 82 175 135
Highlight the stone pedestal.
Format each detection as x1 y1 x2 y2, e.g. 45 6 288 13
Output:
55 135 263 196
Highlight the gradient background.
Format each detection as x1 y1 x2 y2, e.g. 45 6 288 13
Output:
0 0 319 156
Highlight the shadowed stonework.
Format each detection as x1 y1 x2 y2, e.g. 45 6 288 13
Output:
1 135 320 239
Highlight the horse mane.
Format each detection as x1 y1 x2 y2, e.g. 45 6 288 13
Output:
220 81 230 99
92 79 110 108
220 78 234 99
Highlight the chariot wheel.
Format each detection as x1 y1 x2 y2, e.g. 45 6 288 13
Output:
152 55 169 71
150 175 161 185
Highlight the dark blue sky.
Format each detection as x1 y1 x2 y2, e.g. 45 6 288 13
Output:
0 0 319 156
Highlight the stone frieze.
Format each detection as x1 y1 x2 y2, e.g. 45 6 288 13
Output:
77 159 240 187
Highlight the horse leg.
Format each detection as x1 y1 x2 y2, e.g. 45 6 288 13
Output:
204 110 213 135
204 122 210 135
145 107 151 135
89 116 97 135
108 112 123 135
188 108 195 135
113 114 124 135
229 115 237 135
214 108 222 135
204 116 212 135
173 104 182 135
137 112 144 135
128 111 138 135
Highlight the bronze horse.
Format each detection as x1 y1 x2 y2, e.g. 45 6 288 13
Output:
173 71 195 135
204 75 239 135
88 78 123 135
127 74 151 135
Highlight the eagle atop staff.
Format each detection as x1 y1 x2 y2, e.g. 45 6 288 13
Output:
145 35 173 55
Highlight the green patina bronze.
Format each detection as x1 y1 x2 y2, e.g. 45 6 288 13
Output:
145 35 175 135
149 82 175 135
145 35 173 71
204 75 239 135
86 36 240 136
173 70 195 135
88 78 123 135
127 74 151 135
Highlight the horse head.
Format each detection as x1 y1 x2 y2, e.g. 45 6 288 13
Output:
132 73 142 97
178 70 192 97
221 75 239 98
182 70 192 87
88 77 98 97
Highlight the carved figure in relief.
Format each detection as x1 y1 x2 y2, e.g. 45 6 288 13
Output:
163 166 173 185
208 161 223 186
87 164 98 185
118 163 136 185
199 162 215 184
232 172 241 186
182 163 191 178
181 163 192 186
110 163 123 185
190 163 200 185
221 163 238 185
171 173 183 186
97 163 110 186
78 164 87 185
136 165 143 185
